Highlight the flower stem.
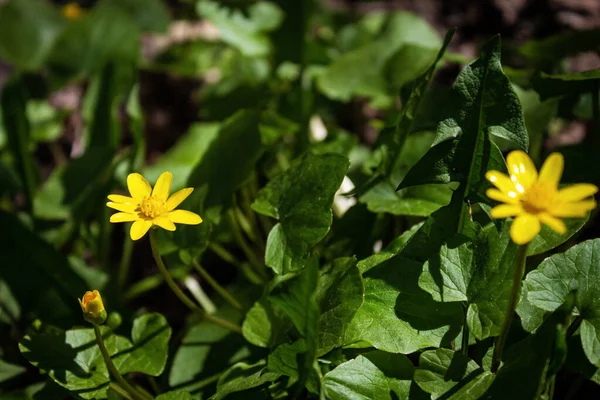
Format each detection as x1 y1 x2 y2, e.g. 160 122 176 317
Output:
192 260 243 310
492 244 528 372
93 326 151 400
148 230 242 334
118 233 135 290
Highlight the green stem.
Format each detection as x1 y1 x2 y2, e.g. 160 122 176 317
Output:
192 260 243 310
492 244 528 372
109 382 134 400
461 306 470 356
94 326 151 400
148 230 242 334
592 80 600 141
228 211 265 272
118 234 135 290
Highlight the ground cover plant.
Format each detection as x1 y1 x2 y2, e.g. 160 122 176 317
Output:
2 0 600 399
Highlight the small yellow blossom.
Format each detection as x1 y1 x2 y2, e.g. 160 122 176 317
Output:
486 150 598 245
107 172 202 241
79 290 107 325
62 2 84 20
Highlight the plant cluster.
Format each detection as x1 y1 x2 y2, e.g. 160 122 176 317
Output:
1 1 600 399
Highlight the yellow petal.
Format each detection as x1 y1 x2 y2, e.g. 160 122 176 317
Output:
486 188 519 205
130 220 153 240
510 213 541 245
551 200 597 218
490 204 522 219
107 194 138 204
168 210 203 225
556 184 599 202
153 216 176 231
538 213 566 234
506 150 538 191
166 188 194 211
152 171 173 201
538 152 564 188
110 212 139 223
486 170 520 196
127 173 152 200
107 202 137 213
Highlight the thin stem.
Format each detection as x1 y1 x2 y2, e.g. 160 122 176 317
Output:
183 276 217 313
461 307 470 356
109 382 134 400
118 234 135 290
192 260 243 310
492 244 528 372
592 80 600 141
148 230 242 334
93 326 151 400
228 211 265 272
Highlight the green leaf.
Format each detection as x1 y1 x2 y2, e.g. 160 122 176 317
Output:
144 123 220 191
372 29 454 180
419 222 521 340
0 210 87 322
83 62 134 150
34 147 116 220
324 351 416 400
527 215 589 256
253 152 349 274
170 309 248 394
156 391 193 400
0 0 65 70
481 298 573 399
361 182 452 217
399 36 528 202
242 298 287 348
19 314 171 399
414 349 493 399
19 326 114 399
188 110 264 210
112 313 172 376
532 69 600 100
0 359 26 383
519 29 600 69
524 239 600 367
1 78 38 211
210 361 280 400
27 101 64 143
317 12 440 102
269 258 319 393
48 2 140 81
104 0 170 33
343 196 464 354
196 1 283 57
315 257 364 355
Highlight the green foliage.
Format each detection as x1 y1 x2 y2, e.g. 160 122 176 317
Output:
3 1 600 398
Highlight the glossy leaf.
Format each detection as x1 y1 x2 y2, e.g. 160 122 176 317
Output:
532 69 600 100
188 110 263 210
324 351 417 400
253 152 348 274
524 239 600 366
414 349 493 399
210 361 280 400
399 35 528 202
343 195 465 353
419 222 521 340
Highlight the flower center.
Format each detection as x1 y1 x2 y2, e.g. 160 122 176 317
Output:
520 182 556 214
139 196 165 219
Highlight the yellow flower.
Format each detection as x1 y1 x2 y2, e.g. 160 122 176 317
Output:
107 172 203 241
486 150 598 245
62 2 84 20
79 290 107 325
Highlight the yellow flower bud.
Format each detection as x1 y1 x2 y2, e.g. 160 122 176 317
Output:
78 290 107 325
